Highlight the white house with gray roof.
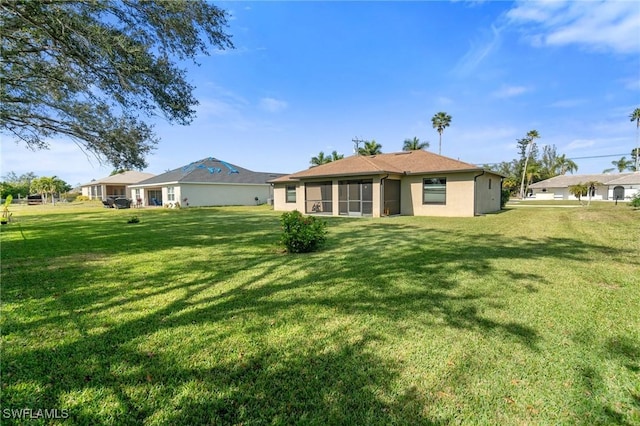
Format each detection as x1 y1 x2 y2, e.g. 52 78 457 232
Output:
129 157 284 207
528 172 640 201
81 170 156 200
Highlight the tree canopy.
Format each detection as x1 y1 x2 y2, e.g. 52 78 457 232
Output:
402 137 429 151
486 137 578 196
358 140 382 156
309 150 343 167
1 0 233 169
310 151 332 167
431 112 451 155
30 176 71 204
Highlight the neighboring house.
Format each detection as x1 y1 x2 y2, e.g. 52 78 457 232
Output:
129 157 284 207
528 172 640 201
270 150 503 218
81 171 155 200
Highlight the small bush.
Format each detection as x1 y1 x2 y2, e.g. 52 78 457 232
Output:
75 195 90 201
280 210 327 253
630 192 640 208
127 216 140 224
500 189 511 209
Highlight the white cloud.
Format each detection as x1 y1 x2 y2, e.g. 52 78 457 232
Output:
506 0 640 54
491 85 531 99
436 96 454 106
566 139 596 150
622 77 640 91
453 24 503 76
549 98 587 108
259 97 288 113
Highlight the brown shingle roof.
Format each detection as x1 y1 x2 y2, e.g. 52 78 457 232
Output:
270 150 483 182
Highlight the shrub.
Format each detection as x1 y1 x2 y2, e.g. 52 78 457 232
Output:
630 192 640 208
75 195 90 201
127 216 140 224
500 189 511 209
280 210 327 253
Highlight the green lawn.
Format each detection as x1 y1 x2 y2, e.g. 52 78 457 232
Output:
1 203 639 425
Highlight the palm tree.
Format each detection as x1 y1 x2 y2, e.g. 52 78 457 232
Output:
585 180 601 206
330 150 344 161
310 151 331 167
431 112 452 155
611 156 633 172
519 130 541 199
358 140 382 156
568 183 587 205
631 108 640 172
555 154 578 175
402 137 429 151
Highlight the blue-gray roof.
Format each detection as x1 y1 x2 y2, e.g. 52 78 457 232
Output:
134 157 285 186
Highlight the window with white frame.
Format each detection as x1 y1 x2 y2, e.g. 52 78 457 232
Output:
167 186 175 202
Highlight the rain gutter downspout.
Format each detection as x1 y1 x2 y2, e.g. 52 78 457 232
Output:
473 170 486 216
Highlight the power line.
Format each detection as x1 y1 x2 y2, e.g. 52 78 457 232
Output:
480 153 630 166
566 153 627 160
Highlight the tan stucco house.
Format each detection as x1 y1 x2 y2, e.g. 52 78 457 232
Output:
129 157 284 207
270 150 503 217
527 172 640 201
81 170 155 200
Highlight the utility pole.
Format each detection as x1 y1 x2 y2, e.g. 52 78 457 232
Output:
352 137 366 156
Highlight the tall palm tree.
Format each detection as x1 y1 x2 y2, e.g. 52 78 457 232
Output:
402 137 429 151
519 130 541 198
630 108 640 171
431 112 452 155
330 150 344 161
310 151 331 167
555 154 578 175
611 156 633 172
358 139 382 156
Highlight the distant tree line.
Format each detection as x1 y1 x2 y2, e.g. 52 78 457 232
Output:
483 130 583 197
1 171 72 203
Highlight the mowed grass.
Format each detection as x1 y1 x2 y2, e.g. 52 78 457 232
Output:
1 202 639 425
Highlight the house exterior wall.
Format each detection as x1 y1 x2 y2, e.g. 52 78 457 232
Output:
179 183 272 207
531 185 610 201
474 172 502 215
274 176 387 217
607 185 639 201
81 184 106 200
273 172 498 217
272 183 301 212
401 173 476 217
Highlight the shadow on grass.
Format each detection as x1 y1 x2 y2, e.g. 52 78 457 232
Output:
1 209 634 423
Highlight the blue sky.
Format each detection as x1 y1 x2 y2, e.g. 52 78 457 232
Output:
2 0 639 186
